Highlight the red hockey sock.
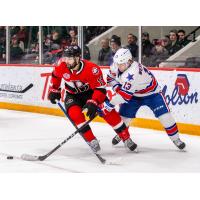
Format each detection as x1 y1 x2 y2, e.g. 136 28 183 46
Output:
103 109 130 141
68 105 95 142
82 129 96 142
118 127 130 141
102 109 123 127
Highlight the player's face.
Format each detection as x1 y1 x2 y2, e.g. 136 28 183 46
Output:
67 56 80 69
67 57 76 65
117 63 128 72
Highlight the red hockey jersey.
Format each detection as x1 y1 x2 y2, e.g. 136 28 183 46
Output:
51 59 106 104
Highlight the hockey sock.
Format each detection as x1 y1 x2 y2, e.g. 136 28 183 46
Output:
117 127 130 141
121 116 132 127
158 112 179 141
68 105 95 142
103 109 130 141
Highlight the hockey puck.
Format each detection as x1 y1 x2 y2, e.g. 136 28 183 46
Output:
7 156 14 159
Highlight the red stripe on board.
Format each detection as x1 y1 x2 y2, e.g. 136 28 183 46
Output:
148 67 200 72
99 66 200 72
0 64 52 67
0 64 200 72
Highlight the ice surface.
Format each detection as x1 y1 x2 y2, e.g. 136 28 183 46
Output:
0 109 200 172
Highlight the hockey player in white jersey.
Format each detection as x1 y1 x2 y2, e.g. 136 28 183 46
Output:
103 48 186 150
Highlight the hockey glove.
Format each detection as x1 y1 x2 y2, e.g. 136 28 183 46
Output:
83 99 98 119
112 83 122 93
98 100 115 117
48 87 61 104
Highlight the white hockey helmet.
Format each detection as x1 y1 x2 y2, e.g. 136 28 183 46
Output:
113 48 132 64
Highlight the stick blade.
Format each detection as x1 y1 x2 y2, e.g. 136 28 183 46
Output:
21 154 39 161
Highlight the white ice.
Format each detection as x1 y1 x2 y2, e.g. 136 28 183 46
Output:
0 108 200 173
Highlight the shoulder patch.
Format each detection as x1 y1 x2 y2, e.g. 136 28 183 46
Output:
63 73 70 79
92 67 99 75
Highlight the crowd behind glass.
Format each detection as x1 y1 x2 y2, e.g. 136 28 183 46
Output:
0 26 197 67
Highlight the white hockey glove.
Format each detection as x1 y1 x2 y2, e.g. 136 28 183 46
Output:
98 100 115 117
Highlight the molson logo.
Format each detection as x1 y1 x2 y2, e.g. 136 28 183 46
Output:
162 74 198 106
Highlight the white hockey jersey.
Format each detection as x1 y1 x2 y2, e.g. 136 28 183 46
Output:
107 61 161 104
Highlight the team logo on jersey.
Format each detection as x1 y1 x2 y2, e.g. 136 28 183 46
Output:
92 67 99 75
126 73 134 81
63 73 70 79
66 98 73 104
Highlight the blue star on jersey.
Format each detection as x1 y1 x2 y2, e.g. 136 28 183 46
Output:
126 73 134 81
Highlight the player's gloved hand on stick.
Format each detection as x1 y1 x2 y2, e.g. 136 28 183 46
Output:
112 83 122 93
83 99 98 119
48 87 61 104
98 100 115 116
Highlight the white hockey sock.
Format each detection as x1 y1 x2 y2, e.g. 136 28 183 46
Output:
158 113 179 141
121 116 132 127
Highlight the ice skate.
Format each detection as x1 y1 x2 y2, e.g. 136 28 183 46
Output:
88 139 101 153
173 138 186 150
124 138 137 152
112 135 122 145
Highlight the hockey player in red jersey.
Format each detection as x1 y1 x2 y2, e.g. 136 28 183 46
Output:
48 45 137 152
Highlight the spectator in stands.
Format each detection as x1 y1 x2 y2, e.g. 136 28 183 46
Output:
60 38 71 50
0 26 6 46
178 29 191 47
69 29 78 45
83 45 91 60
110 35 121 65
152 39 159 46
150 39 169 66
43 34 52 52
10 35 24 60
31 43 39 54
12 27 26 52
167 30 181 55
21 42 39 64
142 32 154 57
141 32 154 66
10 26 20 37
43 43 63 64
161 35 171 50
126 33 138 59
0 41 5 61
51 30 61 47
98 38 112 66
84 26 112 44
16 26 27 48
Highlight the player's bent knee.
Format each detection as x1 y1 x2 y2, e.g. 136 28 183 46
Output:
67 105 86 124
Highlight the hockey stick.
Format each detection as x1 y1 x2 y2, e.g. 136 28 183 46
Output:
0 83 33 93
21 111 94 161
56 101 106 164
